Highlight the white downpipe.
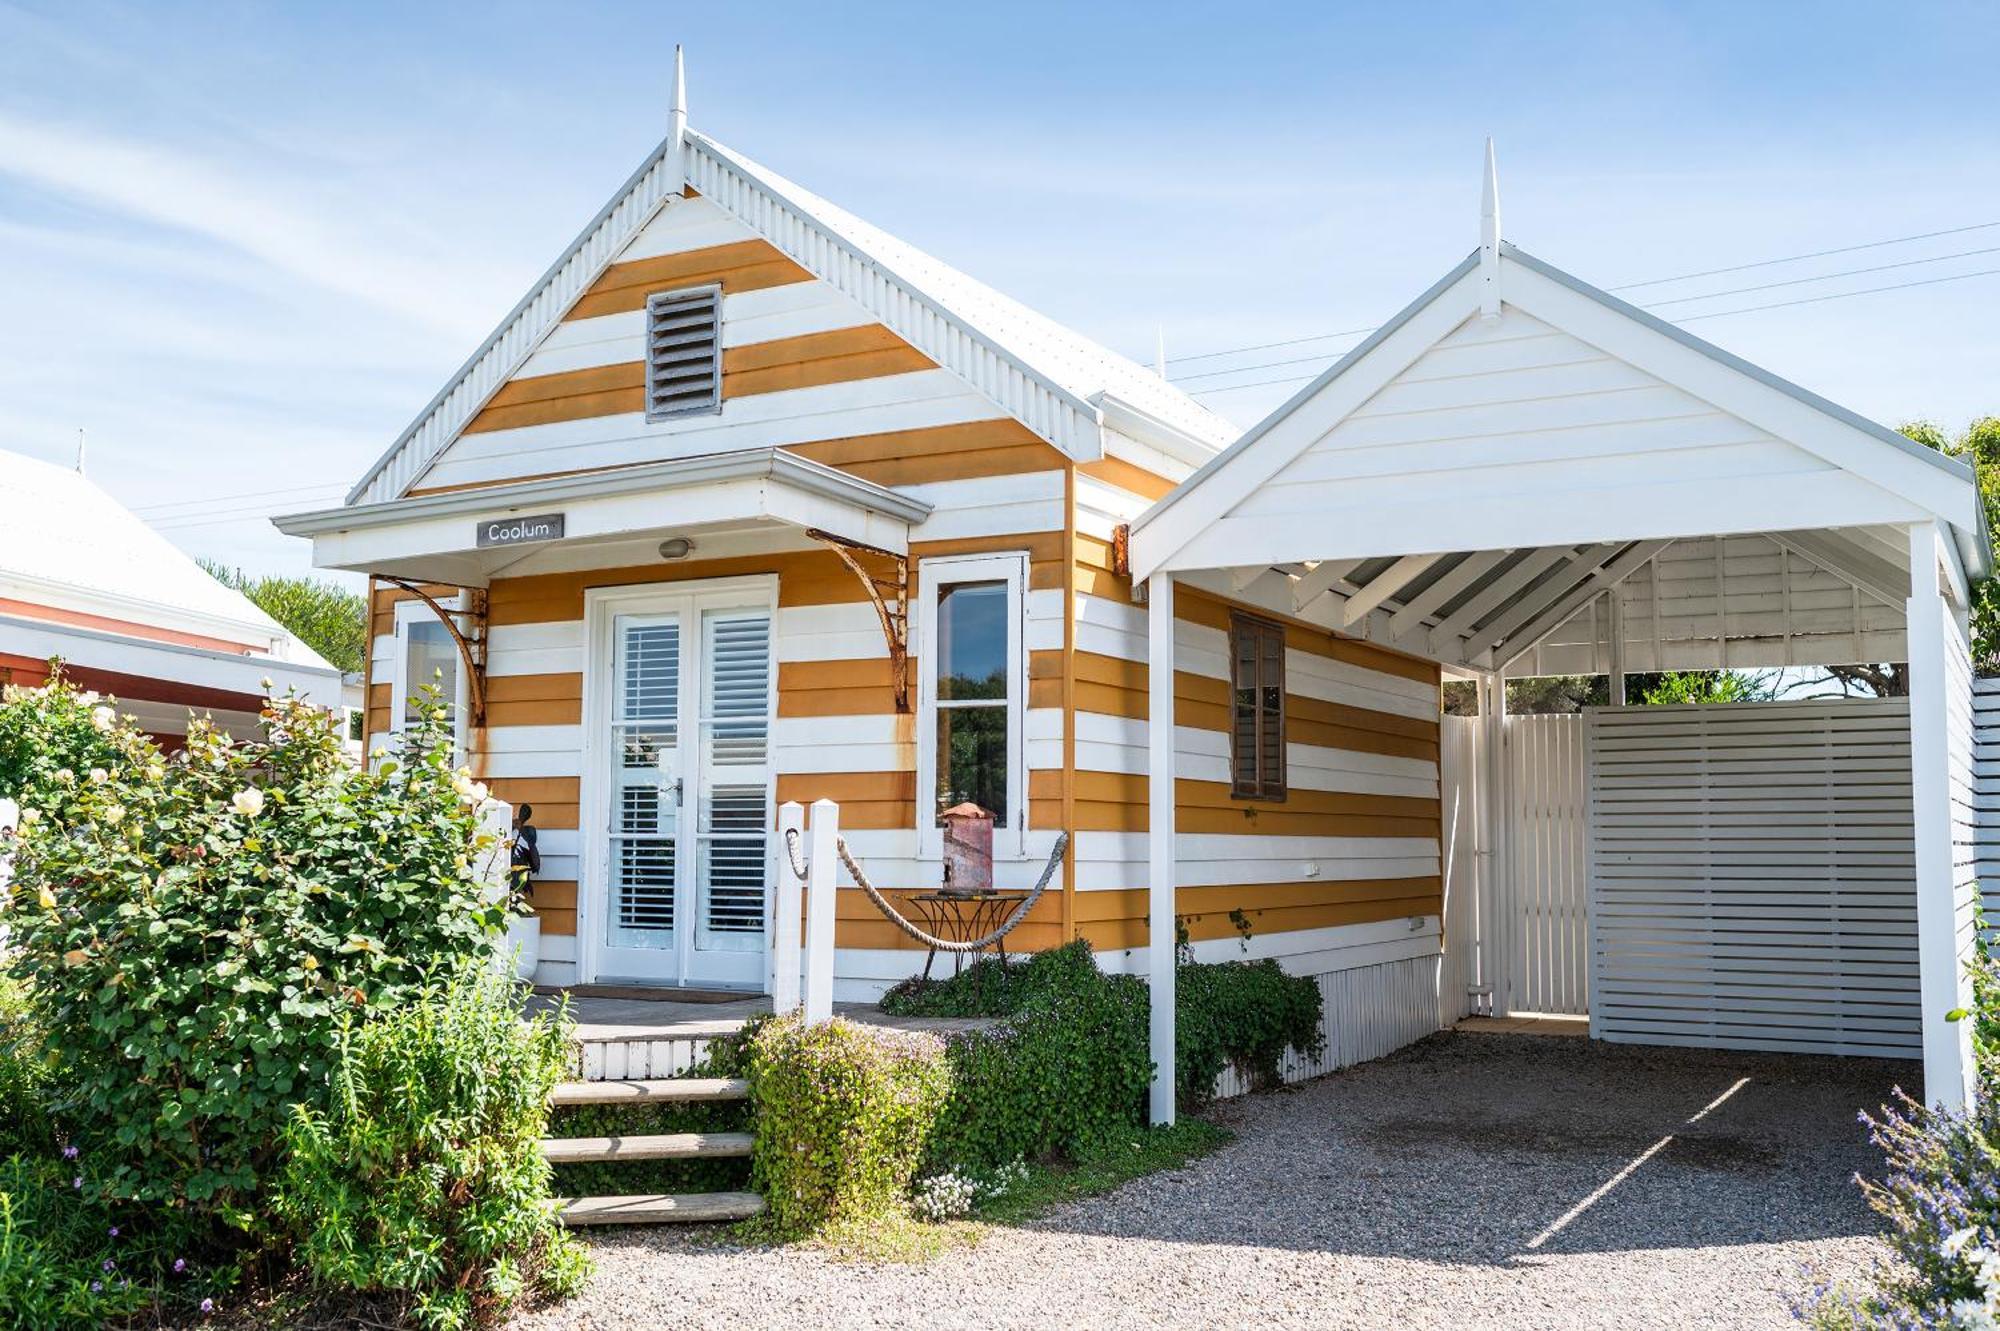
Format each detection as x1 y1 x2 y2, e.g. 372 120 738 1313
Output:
804 798 838 1026
1147 572 1178 1126
773 801 804 1014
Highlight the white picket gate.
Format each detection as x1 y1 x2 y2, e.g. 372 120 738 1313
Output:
1497 715 1591 1016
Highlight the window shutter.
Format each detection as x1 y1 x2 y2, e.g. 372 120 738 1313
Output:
1229 613 1286 801
645 286 722 420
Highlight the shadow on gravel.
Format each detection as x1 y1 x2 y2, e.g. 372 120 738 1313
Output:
1023 1032 1902 1266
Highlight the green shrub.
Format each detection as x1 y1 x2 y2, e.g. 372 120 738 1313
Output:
0 971 58 1156
4 690 507 1213
882 940 1325 1112
746 1015 951 1235
0 1154 222 1331
274 965 589 1331
0 667 127 823
1175 958 1323 1104
929 944 1152 1171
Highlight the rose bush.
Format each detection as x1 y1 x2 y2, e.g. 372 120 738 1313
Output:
4 689 507 1216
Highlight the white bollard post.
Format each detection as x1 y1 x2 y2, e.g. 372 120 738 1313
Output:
803 798 839 1026
773 802 804 1014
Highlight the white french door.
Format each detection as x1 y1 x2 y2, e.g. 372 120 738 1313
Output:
583 578 774 988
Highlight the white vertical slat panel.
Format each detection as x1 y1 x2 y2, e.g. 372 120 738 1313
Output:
1503 714 1589 1015
1439 715 1485 1021
1588 699 1920 1057
1969 676 2000 913
1209 953 1445 1099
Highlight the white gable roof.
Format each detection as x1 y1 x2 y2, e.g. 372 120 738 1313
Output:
1132 241 1990 584
347 129 1236 506
0 448 331 666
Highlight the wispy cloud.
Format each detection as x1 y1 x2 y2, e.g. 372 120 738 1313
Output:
0 112 498 339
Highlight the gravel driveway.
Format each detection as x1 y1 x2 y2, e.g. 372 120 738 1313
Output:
511 1031 1904 1331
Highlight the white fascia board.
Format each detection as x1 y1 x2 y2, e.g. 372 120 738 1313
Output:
1501 246 1988 574
278 449 929 577
1167 468 1928 572
0 614 341 705
1130 255 1483 581
1094 393 1226 469
0 571 280 653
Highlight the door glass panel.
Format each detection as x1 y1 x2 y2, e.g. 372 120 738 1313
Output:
606 617 679 952
697 610 770 952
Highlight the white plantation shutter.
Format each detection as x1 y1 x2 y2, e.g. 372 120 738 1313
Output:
645 286 722 420
698 611 772 947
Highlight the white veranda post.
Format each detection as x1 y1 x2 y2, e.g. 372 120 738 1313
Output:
1907 520 1975 1111
804 798 838 1026
773 801 804 1014
1147 572 1177 1126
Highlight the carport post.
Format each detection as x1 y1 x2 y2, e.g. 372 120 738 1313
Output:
1147 571 1178 1126
1480 670 1512 1017
1906 520 1974 1112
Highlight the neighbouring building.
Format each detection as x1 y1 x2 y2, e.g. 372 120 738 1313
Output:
2 447 341 744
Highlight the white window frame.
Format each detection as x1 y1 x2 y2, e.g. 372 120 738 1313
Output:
388 595 471 756
643 284 724 422
915 551 1028 861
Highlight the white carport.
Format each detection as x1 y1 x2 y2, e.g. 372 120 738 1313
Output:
1129 169 1990 1125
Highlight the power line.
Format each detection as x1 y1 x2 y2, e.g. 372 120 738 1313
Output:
1182 263 2000 396
1606 218 2000 292
1640 244 2000 309
132 481 348 515
1163 217 2000 372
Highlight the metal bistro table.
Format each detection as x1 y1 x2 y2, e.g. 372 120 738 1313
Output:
908 889 1032 980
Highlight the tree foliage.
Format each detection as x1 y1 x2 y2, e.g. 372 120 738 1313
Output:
1902 416 2000 671
200 560 367 675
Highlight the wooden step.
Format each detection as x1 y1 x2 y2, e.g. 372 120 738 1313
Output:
540 1131 755 1165
555 1191 766 1227
550 1077 749 1107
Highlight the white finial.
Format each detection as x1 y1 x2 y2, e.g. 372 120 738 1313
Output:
1155 326 1167 379
669 45 688 189
1479 137 1502 320
74 427 86 475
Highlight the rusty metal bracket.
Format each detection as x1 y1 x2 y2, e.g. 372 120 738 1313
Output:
807 528 910 712
383 578 490 728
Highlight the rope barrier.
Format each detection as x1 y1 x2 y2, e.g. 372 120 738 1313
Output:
783 826 1068 954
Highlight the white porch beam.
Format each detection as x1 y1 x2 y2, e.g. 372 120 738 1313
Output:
1461 543 1623 659
1487 541 1673 671
1230 565 1273 592
1146 571 1178 1127
1907 520 1974 1112
1291 559 1363 614
1428 547 1572 658
1606 590 1627 705
1766 530 1905 608
1389 550 1507 641
1342 553 1441 626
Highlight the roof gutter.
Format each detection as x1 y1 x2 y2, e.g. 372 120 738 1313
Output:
278 449 934 539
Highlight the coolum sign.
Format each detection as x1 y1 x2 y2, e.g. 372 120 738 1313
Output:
476 513 566 548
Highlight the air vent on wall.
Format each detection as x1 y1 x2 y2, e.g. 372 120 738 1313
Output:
645 285 722 420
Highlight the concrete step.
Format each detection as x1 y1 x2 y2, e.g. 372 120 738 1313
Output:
550 1077 750 1107
555 1191 766 1227
539 1131 755 1165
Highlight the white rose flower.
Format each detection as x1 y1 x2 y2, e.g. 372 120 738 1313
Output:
77 690 99 705
91 705 116 732
88 768 110 785
231 788 266 817
101 804 125 825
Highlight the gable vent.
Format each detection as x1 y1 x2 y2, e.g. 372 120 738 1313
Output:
645 285 722 420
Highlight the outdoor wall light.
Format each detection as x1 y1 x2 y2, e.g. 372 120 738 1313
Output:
658 537 695 560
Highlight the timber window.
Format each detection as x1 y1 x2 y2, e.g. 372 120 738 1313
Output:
644 285 723 420
1229 612 1287 800
389 597 469 754
917 552 1027 856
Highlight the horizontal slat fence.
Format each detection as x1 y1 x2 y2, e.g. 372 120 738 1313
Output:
1587 699 1920 1057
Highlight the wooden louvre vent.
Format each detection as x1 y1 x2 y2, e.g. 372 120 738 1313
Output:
645 286 723 420
1229 612 1287 801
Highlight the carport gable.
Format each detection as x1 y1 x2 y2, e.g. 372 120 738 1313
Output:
1129 243 1985 586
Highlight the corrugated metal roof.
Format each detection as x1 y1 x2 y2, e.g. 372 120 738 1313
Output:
347 128 1235 506
0 448 330 666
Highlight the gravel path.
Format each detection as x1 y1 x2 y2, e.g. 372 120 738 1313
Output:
511 1032 1904 1331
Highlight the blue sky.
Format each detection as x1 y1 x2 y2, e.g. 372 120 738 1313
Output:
2 1 1997 579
